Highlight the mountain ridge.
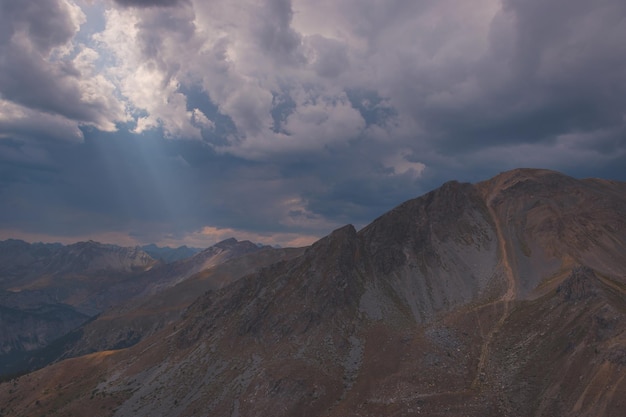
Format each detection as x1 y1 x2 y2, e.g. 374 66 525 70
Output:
0 238 294 379
1 168 625 416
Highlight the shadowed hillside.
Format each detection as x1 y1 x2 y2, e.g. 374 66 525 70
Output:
1 169 625 417
0 238 298 378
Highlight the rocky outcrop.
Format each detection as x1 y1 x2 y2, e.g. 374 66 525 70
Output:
557 266 600 302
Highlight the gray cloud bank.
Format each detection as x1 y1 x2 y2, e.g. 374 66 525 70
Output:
0 0 625 247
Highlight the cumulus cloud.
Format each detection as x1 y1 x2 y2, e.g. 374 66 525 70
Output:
93 5 204 138
191 109 214 130
251 0 304 65
425 0 626 153
383 149 426 179
303 35 350 78
1 0 625 247
0 0 128 138
4 0 625 155
0 100 84 142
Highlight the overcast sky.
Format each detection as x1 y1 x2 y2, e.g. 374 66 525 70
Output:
1 0 625 248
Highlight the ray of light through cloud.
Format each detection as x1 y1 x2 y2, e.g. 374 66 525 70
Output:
0 0 625 248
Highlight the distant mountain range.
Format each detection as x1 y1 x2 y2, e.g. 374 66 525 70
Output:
0 237 296 378
140 244 202 263
1 169 625 417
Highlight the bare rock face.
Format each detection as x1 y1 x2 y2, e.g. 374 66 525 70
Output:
477 168 626 297
360 180 498 322
1 168 626 417
557 266 600 302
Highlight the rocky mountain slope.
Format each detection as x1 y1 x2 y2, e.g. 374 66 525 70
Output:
0 240 157 314
0 241 157 371
0 238 286 378
55 244 305 360
133 238 267 299
1 168 625 417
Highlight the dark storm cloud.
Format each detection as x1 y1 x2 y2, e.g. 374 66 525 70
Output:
0 130 186 236
251 0 303 65
0 125 336 244
130 2 198 89
0 0 76 51
1 133 203 241
0 48 93 122
306 35 350 78
409 0 626 155
1 0 625 247
0 0 79 112
271 137 431 229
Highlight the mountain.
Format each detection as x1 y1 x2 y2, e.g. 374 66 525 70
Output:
0 238 295 379
0 241 157 374
1 169 625 417
0 239 63 290
0 239 63 264
140 244 202 263
52 244 305 361
0 240 157 316
42 241 155 275
0 240 154 284
129 238 273 299
0 304 91 378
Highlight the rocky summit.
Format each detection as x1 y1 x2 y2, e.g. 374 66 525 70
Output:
1 168 625 417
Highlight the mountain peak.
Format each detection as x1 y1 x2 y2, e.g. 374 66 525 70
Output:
215 237 238 246
489 167 565 184
476 168 580 203
2 169 626 417
330 224 357 238
308 224 360 267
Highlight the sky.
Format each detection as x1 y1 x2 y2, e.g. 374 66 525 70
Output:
0 0 625 248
